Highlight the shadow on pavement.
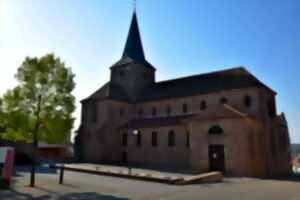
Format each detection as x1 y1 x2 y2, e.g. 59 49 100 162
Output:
0 190 130 200
266 174 300 183
0 190 51 200
58 192 130 200
13 165 58 176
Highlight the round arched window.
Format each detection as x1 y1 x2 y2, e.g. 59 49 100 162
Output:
152 131 158 147
120 70 125 78
244 95 252 108
182 103 188 114
208 125 224 135
152 107 157 116
220 97 228 105
168 130 176 147
200 100 206 111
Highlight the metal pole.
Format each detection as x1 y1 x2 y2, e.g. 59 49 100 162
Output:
59 167 64 184
128 165 132 174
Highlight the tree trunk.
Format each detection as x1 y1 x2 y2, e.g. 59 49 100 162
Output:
30 94 42 187
30 133 38 187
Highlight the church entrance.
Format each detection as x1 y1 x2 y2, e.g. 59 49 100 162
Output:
209 144 225 172
122 151 127 165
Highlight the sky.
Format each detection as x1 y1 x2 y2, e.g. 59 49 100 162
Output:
0 0 299 143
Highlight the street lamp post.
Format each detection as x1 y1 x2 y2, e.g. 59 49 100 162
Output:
128 129 139 174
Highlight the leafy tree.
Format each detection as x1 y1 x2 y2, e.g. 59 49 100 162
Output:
0 54 75 187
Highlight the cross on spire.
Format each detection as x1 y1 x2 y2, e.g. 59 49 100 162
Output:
122 11 145 61
133 0 137 12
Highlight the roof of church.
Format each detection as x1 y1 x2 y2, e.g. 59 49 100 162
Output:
110 12 155 70
119 114 195 129
83 82 130 102
120 106 251 129
82 67 275 103
138 67 275 102
82 11 275 103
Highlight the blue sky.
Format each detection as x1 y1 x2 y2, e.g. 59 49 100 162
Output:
0 0 299 142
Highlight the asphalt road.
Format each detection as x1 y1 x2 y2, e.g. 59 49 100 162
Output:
1 166 300 200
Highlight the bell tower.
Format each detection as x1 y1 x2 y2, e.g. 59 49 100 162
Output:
110 10 156 101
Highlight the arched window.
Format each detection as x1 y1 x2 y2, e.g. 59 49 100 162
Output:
220 97 228 105
136 131 142 147
138 109 143 118
186 131 190 148
200 100 206 111
268 99 276 118
168 130 176 147
120 107 124 117
122 132 127 147
152 131 158 147
166 105 171 116
182 103 188 114
152 107 157 116
244 95 252 108
208 125 224 135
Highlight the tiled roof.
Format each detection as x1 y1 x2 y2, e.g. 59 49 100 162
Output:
82 67 275 103
119 107 249 129
81 82 131 102
119 115 195 129
138 67 275 102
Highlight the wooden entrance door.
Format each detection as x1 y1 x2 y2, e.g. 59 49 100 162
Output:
209 145 225 172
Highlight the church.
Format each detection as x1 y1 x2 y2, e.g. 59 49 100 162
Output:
75 11 291 177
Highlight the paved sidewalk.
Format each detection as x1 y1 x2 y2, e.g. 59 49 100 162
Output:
1 165 300 200
55 163 222 184
59 163 197 177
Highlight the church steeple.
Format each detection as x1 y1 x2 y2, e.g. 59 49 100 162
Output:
122 11 145 62
110 6 156 101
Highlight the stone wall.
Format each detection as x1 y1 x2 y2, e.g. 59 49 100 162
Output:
78 86 292 177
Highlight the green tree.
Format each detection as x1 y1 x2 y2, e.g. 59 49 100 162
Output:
0 54 75 187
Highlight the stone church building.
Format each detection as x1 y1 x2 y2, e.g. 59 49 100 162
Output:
75 11 291 177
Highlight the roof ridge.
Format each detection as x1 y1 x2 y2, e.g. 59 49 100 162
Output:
155 66 247 85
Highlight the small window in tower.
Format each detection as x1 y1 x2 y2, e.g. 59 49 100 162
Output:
244 95 252 108
152 107 157 116
200 100 206 111
166 105 171 116
120 70 125 78
168 130 176 147
220 97 228 105
182 103 188 114
122 132 127 147
186 131 190 148
152 131 158 147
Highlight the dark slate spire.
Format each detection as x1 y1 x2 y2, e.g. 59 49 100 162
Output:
122 12 145 61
